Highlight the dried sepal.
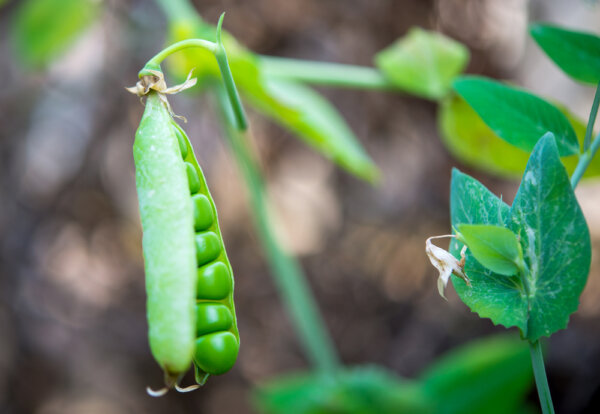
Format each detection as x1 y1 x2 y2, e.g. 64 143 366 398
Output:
126 69 197 121
425 235 470 300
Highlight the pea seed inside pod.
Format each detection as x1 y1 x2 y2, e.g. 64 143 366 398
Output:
197 262 232 300
193 332 240 375
186 162 201 194
195 232 222 265
192 194 215 231
195 303 234 336
172 122 189 159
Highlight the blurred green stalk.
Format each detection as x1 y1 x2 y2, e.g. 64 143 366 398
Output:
213 85 340 374
260 56 395 90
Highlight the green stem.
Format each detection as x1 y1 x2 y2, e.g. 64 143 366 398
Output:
583 81 600 152
529 340 555 414
143 39 217 71
570 81 600 188
570 130 600 188
213 85 340 374
259 56 395 91
140 15 248 131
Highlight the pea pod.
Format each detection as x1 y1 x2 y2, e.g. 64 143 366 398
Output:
134 90 239 393
133 91 197 386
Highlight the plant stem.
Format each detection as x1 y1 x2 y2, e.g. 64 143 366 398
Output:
570 81 600 188
529 340 555 414
583 81 600 152
141 15 248 132
213 85 340 374
571 130 600 188
144 39 217 70
259 56 395 91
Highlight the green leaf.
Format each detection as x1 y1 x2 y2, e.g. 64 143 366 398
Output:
375 27 469 100
253 366 430 414
438 94 531 177
450 135 591 341
530 23 600 84
456 224 523 276
449 169 528 331
438 94 600 179
241 74 380 182
421 335 532 414
453 76 579 156
508 133 591 341
11 0 100 68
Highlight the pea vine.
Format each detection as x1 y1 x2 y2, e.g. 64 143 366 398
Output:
427 24 600 414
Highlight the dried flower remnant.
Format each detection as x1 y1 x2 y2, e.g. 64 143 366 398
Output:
425 235 470 299
126 69 197 121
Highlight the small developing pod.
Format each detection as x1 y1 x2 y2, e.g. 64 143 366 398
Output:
171 122 240 385
133 91 197 387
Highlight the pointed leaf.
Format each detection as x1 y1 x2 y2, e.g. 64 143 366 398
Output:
508 133 591 341
11 0 100 68
421 335 532 414
242 74 380 182
375 27 469 100
456 224 523 276
438 94 600 178
530 23 600 84
453 76 579 156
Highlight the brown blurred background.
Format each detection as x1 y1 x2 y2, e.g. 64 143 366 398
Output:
2 0 600 413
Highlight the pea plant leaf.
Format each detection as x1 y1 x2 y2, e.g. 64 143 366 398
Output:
240 72 380 182
450 134 591 341
421 335 532 414
453 76 580 156
507 133 590 340
375 27 469 100
438 94 600 179
253 366 430 414
455 224 523 277
530 23 600 84
11 0 100 68
449 169 527 332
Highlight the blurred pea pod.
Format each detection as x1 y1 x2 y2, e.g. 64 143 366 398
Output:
163 11 380 182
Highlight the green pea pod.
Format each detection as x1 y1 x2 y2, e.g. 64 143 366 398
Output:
134 90 239 391
133 91 197 385
172 122 240 385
